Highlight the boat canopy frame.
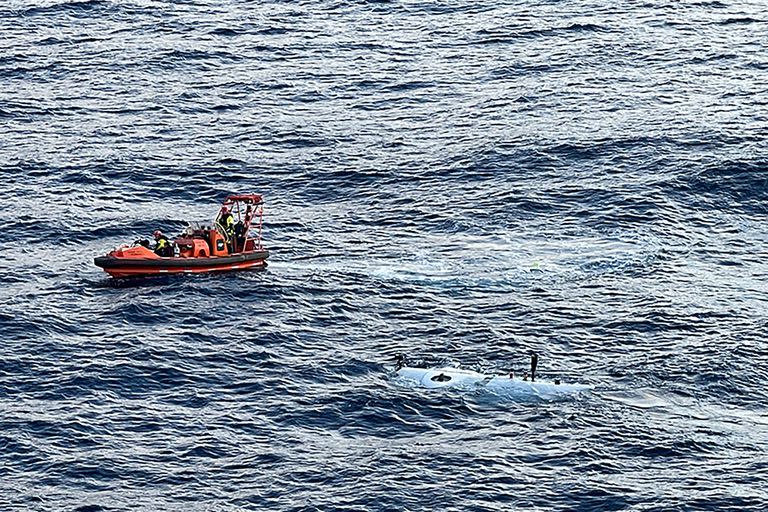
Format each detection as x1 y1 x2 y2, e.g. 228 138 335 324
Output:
218 194 265 251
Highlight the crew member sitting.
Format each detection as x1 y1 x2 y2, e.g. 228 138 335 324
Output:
153 230 173 257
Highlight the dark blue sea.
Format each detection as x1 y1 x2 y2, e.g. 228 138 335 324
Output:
2 0 768 510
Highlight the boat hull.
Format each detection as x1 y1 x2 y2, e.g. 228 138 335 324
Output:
94 250 269 278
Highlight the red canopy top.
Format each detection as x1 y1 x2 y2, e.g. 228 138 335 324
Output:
223 194 263 205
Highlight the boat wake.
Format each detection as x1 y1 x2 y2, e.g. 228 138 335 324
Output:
268 233 660 289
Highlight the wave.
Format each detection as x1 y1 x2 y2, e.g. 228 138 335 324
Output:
20 0 109 17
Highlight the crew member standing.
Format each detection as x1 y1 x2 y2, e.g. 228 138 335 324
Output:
216 206 235 252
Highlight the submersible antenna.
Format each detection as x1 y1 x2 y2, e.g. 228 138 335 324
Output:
530 353 538 382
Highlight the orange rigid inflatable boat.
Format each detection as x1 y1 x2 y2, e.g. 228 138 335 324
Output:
95 194 269 278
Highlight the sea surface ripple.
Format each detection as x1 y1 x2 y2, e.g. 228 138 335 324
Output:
1 0 768 510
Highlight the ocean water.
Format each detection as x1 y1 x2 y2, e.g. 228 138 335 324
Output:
1 0 768 510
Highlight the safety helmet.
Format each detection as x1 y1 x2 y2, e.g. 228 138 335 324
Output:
221 206 229 214
153 230 162 238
